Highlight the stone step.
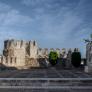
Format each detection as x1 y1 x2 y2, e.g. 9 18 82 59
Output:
0 78 92 87
0 78 92 92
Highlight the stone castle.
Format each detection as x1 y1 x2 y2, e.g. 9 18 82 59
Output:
0 39 92 72
0 39 73 69
0 39 40 69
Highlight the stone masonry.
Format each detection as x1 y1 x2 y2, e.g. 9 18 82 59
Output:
85 42 92 72
0 39 73 69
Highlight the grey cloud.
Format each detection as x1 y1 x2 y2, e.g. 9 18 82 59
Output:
0 0 91 57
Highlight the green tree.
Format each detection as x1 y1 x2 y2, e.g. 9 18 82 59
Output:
49 51 58 65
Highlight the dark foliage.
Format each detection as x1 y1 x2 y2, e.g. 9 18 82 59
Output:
71 52 81 67
49 51 58 66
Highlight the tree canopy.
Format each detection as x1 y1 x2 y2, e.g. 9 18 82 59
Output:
71 51 81 68
49 51 58 65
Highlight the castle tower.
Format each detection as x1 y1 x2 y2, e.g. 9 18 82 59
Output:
29 40 38 59
13 40 26 67
3 39 15 57
2 40 26 68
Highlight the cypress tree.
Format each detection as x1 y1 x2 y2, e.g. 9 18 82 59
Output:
71 48 81 67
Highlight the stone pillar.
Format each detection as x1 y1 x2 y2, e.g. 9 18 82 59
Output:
85 42 92 72
29 40 38 59
66 49 72 68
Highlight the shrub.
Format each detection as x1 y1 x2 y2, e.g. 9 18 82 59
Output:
49 51 58 65
71 51 81 67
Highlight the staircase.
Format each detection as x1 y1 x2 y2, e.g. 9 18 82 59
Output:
0 78 92 92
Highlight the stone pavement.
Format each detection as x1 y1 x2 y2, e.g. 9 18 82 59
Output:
0 67 92 78
0 67 92 92
0 89 91 92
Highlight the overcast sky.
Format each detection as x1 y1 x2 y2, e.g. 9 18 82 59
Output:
0 0 92 57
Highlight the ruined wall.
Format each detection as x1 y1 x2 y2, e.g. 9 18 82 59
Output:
29 40 38 58
38 48 43 58
2 39 40 68
38 48 49 58
38 48 74 59
0 39 76 69
43 48 49 58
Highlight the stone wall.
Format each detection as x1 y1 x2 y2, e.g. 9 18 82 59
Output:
1 39 39 69
29 40 38 58
0 39 75 69
2 40 26 67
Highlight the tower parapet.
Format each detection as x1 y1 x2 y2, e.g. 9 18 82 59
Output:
56 48 60 58
4 39 26 49
29 40 38 58
50 48 54 52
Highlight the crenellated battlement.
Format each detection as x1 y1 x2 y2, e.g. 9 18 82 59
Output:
4 39 26 49
4 39 38 49
37 48 78 58
39 48 74 54
4 39 78 57
1 39 80 69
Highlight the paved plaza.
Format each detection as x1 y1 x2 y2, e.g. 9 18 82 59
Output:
0 67 91 78
0 67 92 92
0 89 92 92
